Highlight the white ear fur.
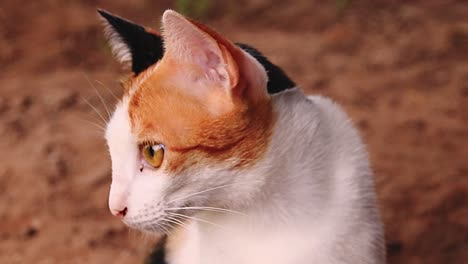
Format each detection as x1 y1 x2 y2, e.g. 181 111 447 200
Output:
100 18 132 68
161 10 232 88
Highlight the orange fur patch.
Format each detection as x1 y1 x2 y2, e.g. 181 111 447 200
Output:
127 57 274 174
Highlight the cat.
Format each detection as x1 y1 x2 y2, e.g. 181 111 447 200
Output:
98 9 386 264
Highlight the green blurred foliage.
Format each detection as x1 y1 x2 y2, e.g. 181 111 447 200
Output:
175 0 211 19
335 0 351 12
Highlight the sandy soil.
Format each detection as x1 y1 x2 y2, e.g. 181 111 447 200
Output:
0 0 467 263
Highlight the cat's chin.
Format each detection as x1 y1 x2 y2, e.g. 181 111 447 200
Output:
124 219 178 235
123 209 193 234
135 224 172 235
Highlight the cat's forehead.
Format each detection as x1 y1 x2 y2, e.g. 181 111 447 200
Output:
124 59 233 144
114 65 273 171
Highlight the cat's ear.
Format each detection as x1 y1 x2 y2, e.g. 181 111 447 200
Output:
161 10 268 102
98 9 164 75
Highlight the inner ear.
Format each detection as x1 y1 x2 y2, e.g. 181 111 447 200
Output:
98 9 164 75
161 10 238 91
175 13 269 102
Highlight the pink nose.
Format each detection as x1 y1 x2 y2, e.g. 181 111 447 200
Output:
112 207 128 218
109 182 128 218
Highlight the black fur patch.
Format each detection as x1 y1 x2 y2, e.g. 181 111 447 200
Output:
98 9 296 93
236 43 296 94
144 235 168 264
98 9 164 75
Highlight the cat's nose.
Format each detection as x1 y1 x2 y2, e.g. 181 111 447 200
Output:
111 207 128 218
109 200 128 218
109 181 128 219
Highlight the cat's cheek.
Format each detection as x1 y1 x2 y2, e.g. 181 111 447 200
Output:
124 171 171 217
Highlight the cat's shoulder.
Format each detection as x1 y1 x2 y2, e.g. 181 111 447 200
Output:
306 95 366 157
273 89 346 120
275 90 360 141
306 95 352 123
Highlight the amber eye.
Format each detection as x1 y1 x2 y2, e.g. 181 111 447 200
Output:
142 144 165 168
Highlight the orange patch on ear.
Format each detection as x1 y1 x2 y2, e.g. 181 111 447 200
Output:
128 59 274 174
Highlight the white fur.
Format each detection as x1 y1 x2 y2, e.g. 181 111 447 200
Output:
100 18 132 68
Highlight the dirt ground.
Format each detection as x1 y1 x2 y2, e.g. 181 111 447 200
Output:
0 0 467 263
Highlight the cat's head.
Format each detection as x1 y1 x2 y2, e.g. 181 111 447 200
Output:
100 10 273 232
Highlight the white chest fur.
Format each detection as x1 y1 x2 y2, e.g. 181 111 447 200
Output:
195 214 337 264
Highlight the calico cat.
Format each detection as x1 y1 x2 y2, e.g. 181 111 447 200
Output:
99 9 386 264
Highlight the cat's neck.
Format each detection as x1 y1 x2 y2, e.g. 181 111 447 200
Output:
179 89 383 264
245 88 333 221
201 89 338 226
198 87 372 231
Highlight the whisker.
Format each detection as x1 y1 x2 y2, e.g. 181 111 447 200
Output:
95 80 119 102
148 222 166 235
159 223 171 235
81 96 108 126
73 116 107 137
162 222 175 234
166 206 246 216
78 115 106 129
81 119 106 132
83 73 111 120
167 212 224 229
163 217 188 231
165 215 189 227
167 182 249 205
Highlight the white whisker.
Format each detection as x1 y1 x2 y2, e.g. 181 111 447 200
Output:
160 223 172 235
149 221 168 235
81 96 108 126
164 217 188 231
162 222 176 234
167 182 248 205
166 215 189 227
83 73 111 120
81 120 106 132
73 116 107 136
166 206 246 216
95 80 119 102
167 212 224 229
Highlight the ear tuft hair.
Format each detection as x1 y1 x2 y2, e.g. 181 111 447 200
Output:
97 9 164 75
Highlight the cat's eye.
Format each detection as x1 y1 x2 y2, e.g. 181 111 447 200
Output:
142 144 165 168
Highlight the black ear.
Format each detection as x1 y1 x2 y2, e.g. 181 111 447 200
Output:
235 43 296 94
97 9 164 75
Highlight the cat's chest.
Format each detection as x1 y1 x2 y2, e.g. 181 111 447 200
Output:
170 217 318 264
201 229 304 264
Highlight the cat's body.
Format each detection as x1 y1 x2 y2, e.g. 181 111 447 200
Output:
166 90 384 264
98 10 385 264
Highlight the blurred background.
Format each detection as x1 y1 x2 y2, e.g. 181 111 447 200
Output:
0 0 467 263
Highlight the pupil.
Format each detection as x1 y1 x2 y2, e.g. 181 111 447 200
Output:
149 146 155 157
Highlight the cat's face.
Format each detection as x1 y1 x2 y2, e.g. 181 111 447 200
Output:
102 10 273 232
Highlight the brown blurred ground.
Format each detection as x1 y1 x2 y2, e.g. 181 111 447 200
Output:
0 0 467 263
